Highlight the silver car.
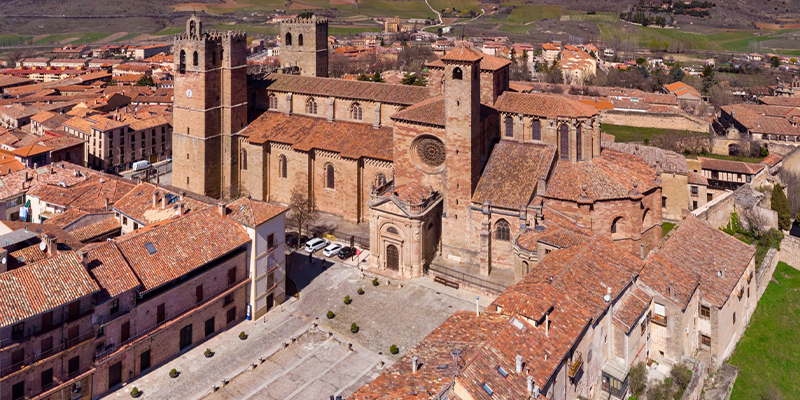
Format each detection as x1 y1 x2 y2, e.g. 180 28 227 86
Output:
304 238 330 253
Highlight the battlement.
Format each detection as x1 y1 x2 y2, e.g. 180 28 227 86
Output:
282 16 328 25
175 30 247 42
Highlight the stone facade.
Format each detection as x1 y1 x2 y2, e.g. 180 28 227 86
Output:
279 17 328 77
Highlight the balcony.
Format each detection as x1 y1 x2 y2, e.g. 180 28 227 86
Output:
650 313 668 327
747 271 753 284
738 287 744 300
1 330 95 379
568 351 583 379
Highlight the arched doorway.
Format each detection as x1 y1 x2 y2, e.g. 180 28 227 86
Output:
386 244 399 271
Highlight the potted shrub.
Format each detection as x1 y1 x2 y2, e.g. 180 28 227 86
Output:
326 310 335 319
350 323 359 333
344 295 352 305
130 387 142 398
239 331 247 340
372 278 379 286
169 368 179 378
204 348 214 358
357 288 365 295
389 344 399 355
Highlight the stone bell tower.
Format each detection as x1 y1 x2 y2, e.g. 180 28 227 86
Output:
279 15 329 77
172 15 248 199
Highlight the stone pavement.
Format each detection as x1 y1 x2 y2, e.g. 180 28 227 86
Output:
104 250 491 399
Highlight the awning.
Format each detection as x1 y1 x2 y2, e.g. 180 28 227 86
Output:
602 359 628 382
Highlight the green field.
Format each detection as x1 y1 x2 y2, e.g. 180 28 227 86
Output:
729 262 800 400
113 33 142 43
212 23 279 35
687 153 763 164
153 27 185 36
599 23 713 51
0 34 31 46
707 29 799 52
662 222 675 237
68 33 111 45
428 0 481 12
497 24 530 35
601 123 704 143
329 26 383 36
506 5 563 24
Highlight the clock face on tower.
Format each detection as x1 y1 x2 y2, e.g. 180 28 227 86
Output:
186 89 193 98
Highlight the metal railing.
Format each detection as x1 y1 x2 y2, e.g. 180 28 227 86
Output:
427 264 506 294
650 314 668 327
1 330 95 378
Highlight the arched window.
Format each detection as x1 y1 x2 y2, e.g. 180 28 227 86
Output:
576 124 582 160
212 51 217 66
306 98 317 114
453 67 463 80
531 119 541 141
559 124 569 160
505 116 514 138
642 209 650 226
192 51 198 67
611 216 622 235
241 149 248 170
220 48 223 63
278 155 287 178
375 173 386 187
350 103 362 120
179 50 186 73
298 34 304 46
495 219 511 241
268 94 277 110
190 21 196 37
325 164 335 189
285 33 292 46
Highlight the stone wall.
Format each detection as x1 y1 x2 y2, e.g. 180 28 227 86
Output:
779 235 800 270
757 248 779 300
679 356 705 400
600 110 710 134
691 190 734 229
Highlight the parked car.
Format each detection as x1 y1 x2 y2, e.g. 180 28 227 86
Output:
338 246 357 259
305 238 329 253
323 243 344 257
286 233 309 248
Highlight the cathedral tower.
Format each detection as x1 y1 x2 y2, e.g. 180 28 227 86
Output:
439 46 483 262
279 16 329 77
173 15 248 199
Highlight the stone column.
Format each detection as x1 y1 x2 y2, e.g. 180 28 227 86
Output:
373 104 381 128
327 97 335 122
285 93 293 115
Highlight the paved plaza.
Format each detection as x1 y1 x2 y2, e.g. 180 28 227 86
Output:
105 249 493 400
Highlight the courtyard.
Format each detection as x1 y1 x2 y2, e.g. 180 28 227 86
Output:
105 249 490 399
727 262 800 400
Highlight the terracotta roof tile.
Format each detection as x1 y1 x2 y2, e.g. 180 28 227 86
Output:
390 95 445 127
241 111 393 161
440 44 484 63
494 92 599 119
641 215 755 309
382 182 434 205
113 182 212 226
544 149 660 202
688 171 708 185
2 221 84 251
114 207 250 292
760 153 783 167
226 197 287 228
259 73 430 106
69 217 121 243
697 157 765 175
612 287 651 333
427 51 510 71
606 142 689 174
472 140 557 209
83 241 140 301
0 251 99 328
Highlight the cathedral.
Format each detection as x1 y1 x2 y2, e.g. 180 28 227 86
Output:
172 16 663 288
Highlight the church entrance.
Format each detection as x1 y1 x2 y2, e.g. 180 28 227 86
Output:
386 244 399 271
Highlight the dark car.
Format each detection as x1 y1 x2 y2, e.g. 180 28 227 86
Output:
286 233 309 248
338 246 357 260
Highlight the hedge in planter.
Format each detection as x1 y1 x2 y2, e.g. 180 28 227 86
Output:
344 295 352 305
350 323 359 333
169 368 179 378
372 278 379 286
239 331 247 340
326 310 335 319
204 348 214 358
130 387 142 398
357 288 365 295
389 344 399 355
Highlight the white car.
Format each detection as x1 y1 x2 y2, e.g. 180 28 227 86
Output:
305 238 329 253
322 243 344 258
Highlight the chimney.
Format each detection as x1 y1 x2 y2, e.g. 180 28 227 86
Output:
604 287 612 303
545 313 550 337
411 356 419 373
161 194 168 209
217 203 227 217
527 376 534 394
79 250 89 268
45 235 57 257
515 355 524 373
104 197 110 211
152 191 159 208
176 203 185 216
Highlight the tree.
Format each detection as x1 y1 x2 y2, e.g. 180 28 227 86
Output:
289 188 317 239
739 205 771 237
668 64 685 83
371 70 384 83
771 183 791 230
770 56 781 68
670 363 692 391
629 362 647 395
135 75 155 87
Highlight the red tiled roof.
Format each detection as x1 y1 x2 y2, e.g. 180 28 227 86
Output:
2 221 84 251
84 241 140 301
10 144 51 157
641 215 755 309
69 217 121 242
760 153 783 167
697 157 765 175
114 207 250 292
544 149 660 202
390 95 445 127
0 251 99 328
113 182 212 226
428 51 510 71
241 111 393 161
612 287 651 333
260 73 430 106
440 44 483 63
226 197 288 228
688 171 708 185
383 182 434 205
472 140 557 209
606 142 689 174
494 92 599 118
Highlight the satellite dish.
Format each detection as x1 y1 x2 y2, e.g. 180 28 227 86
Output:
39 242 47 251
1 257 6 264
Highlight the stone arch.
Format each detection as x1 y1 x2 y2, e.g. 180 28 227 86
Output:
350 102 363 120
452 67 463 80
386 244 399 271
531 119 541 141
495 219 511 241
324 163 335 189
179 50 186 73
728 143 739 156
642 208 651 227
504 116 514 138
375 173 386 187
298 33 304 46
611 216 623 237
576 123 583 160
278 154 287 178
305 97 317 114
559 124 570 160
285 32 292 46
192 51 198 67
268 94 277 110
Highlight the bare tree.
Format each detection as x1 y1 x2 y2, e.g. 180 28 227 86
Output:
288 188 317 239
739 205 771 236
780 169 800 218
